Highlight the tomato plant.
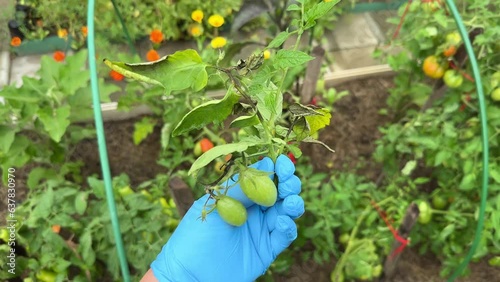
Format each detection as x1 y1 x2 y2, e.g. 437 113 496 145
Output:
375 0 500 277
105 0 337 226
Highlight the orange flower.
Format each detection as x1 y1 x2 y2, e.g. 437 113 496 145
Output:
51 225 61 234
150 29 163 44
191 10 204 23
57 28 68 38
146 49 160 62
81 26 88 37
208 14 224 28
10 37 21 47
110 70 124 81
53 51 65 62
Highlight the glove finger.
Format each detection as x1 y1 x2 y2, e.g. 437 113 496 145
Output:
270 215 297 258
275 154 296 182
278 175 301 199
264 195 305 231
221 157 275 208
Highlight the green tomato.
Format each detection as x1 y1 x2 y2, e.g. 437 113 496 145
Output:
443 70 463 88
216 196 247 226
490 72 500 89
118 186 134 197
491 88 500 102
339 233 350 245
418 201 432 224
446 31 461 45
36 270 57 282
240 167 277 207
432 195 447 210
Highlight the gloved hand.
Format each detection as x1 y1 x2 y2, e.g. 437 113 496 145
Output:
150 155 304 282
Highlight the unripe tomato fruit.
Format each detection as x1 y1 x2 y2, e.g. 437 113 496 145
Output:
339 233 350 245
216 196 247 226
418 201 432 224
421 0 441 13
372 264 383 278
214 160 225 174
491 88 500 102
443 70 463 88
240 167 277 207
432 195 447 210
423 56 447 79
446 32 461 45
443 45 457 57
491 72 500 89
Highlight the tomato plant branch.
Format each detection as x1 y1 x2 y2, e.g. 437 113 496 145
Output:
331 197 393 281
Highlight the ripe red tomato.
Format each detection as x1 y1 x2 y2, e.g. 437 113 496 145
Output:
193 138 214 156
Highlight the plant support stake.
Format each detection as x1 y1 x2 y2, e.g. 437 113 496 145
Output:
87 0 131 281
445 0 489 281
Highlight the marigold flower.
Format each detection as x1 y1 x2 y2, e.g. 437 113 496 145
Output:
149 29 163 43
109 70 124 81
51 225 61 234
146 49 160 62
210 37 227 49
10 37 21 47
189 24 203 37
57 28 68 38
263 50 271 60
53 51 65 62
191 9 204 23
208 14 224 28
81 26 88 37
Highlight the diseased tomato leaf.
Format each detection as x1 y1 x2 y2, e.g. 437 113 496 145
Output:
172 91 240 136
305 108 331 135
103 49 208 94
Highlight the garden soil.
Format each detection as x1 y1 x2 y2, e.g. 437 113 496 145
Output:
2 77 499 281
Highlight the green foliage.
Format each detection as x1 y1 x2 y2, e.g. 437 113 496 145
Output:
374 0 500 277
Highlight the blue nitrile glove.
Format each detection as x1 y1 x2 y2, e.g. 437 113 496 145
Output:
150 155 304 282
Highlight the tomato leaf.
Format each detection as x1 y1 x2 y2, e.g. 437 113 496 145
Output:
189 143 251 176
74 192 88 215
37 105 71 143
304 108 331 135
303 0 340 29
133 117 156 145
0 125 16 153
230 114 260 128
267 31 291 49
172 91 240 136
273 50 314 69
103 49 208 94
160 123 173 149
301 137 335 153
